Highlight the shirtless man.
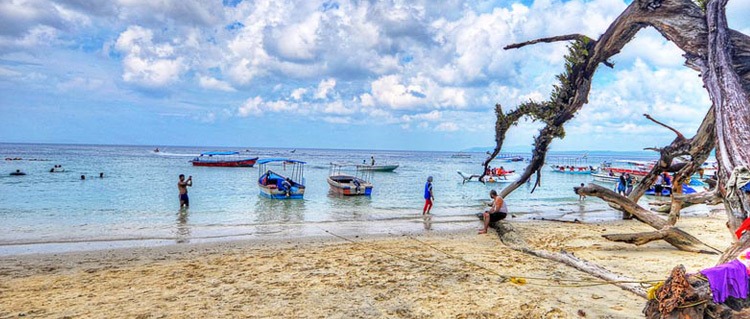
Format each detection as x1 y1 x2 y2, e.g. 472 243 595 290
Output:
479 190 508 234
178 174 193 208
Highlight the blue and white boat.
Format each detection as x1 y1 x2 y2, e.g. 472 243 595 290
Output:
257 158 306 199
645 184 698 196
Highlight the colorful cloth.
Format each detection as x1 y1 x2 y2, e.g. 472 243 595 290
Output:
700 259 749 303
735 218 750 239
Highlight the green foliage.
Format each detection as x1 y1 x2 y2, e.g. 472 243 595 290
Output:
693 0 707 11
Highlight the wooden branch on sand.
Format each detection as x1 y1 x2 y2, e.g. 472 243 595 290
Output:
491 221 646 298
575 184 718 254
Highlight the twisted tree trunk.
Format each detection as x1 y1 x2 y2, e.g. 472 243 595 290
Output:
490 0 750 316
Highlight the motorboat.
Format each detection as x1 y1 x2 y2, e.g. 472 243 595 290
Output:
190 151 258 167
357 164 399 172
645 184 698 196
257 158 306 199
327 163 373 196
549 164 597 174
457 171 518 184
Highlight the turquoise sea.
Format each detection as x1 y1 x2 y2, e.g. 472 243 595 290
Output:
0 143 662 255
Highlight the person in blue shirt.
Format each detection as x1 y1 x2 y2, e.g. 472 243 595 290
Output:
423 176 434 215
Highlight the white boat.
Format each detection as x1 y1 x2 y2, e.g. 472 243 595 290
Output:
457 171 517 184
328 163 374 196
357 164 399 172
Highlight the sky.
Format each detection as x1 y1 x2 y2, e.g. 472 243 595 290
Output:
0 0 748 152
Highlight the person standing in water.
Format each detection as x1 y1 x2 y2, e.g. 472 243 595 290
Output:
370 156 375 166
423 176 434 215
178 174 193 208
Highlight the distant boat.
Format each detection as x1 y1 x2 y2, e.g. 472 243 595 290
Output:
257 158 306 199
190 151 258 167
549 164 597 174
451 153 472 158
357 164 399 172
154 148 160 153
327 163 373 196
457 171 517 184
9 170 26 176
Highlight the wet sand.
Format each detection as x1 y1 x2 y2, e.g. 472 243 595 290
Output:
0 206 733 318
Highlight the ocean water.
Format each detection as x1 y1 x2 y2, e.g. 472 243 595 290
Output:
0 143 663 255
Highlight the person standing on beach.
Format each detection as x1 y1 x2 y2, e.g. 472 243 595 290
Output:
479 190 507 234
617 173 627 196
654 173 664 197
625 173 634 196
423 176 434 215
178 174 193 208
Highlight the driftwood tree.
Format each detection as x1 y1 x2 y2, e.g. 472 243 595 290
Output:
485 0 750 316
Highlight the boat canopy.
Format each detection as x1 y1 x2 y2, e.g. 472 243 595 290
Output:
200 151 240 156
257 158 307 165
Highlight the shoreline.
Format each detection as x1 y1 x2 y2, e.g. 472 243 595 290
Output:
0 200 689 257
0 206 734 318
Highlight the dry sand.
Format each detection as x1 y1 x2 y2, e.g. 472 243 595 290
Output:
0 207 734 318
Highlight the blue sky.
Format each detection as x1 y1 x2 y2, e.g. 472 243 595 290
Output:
1 0 748 151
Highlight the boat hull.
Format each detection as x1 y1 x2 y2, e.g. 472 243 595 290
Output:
357 164 399 172
327 175 373 196
592 172 644 184
258 185 305 199
549 165 596 174
457 171 516 183
191 158 258 167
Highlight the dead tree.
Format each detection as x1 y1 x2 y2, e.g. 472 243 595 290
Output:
488 0 750 316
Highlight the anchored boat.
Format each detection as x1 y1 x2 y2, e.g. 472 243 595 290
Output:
257 158 306 199
190 151 258 167
357 164 399 172
457 171 518 184
327 163 373 196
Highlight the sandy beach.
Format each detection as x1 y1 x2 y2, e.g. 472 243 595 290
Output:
0 206 733 318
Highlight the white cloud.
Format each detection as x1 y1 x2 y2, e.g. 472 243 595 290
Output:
237 96 263 117
323 100 353 115
435 122 459 132
291 88 307 100
272 12 321 61
198 76 235 92
314 78 336 100
114 26 185 88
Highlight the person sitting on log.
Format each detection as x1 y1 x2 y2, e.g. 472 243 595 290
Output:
478 190 508 234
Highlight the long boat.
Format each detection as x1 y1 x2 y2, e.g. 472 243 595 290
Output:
257 158 306 199
357 164 399 172
457 171 518 184
549 164 597 174
327 163 373 196
190 151 258 167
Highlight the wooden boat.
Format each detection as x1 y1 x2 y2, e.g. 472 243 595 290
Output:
549 164 597 174
190 151 258 167
357 164 399 172
257 158 306 199
327 163 373 196
592 172 630 183
457 171 517 184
